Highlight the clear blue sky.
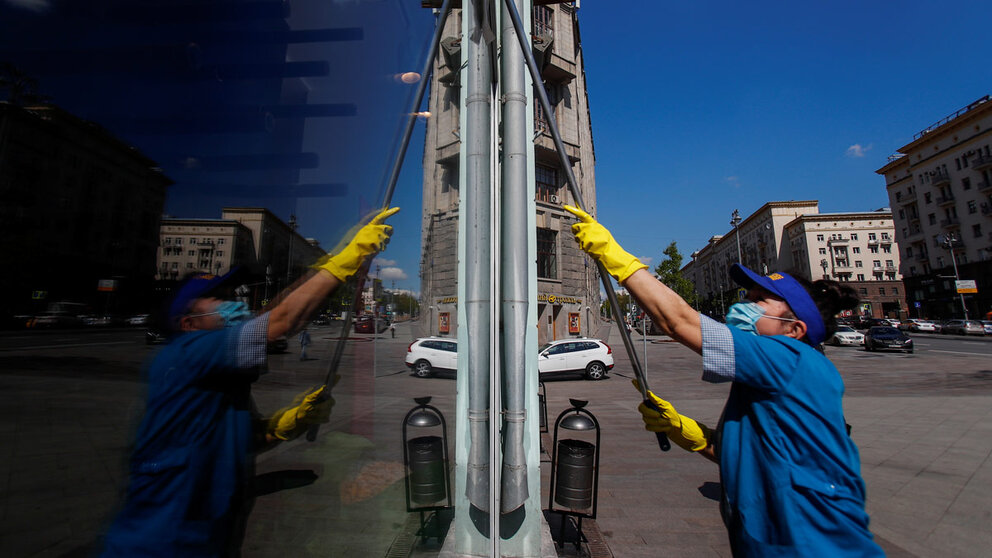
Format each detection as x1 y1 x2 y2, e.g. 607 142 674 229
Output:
4 0 990 295
576 0 992 271
377 0 992 292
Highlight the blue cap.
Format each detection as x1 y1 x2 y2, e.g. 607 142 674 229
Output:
729 263 827 345
168 270 237 326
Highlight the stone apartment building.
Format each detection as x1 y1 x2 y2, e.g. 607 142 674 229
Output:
156 208 323 307
877 95 992 320
419 3 601 343
683 201 906 319
0 102 171 315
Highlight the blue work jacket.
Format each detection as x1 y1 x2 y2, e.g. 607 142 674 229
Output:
103 317 267 557
701 316 884 556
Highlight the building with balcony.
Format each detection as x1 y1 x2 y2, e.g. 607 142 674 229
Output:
682 201 906 319
0 102 171 316
156 208 324 307
419 3 601 343
877 95 992 320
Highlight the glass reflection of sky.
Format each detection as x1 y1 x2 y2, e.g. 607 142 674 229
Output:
0 0 433 290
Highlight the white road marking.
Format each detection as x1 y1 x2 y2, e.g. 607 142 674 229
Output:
929 349 992 357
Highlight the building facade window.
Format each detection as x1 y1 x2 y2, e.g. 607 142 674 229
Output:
816 234 824 241
968 200 978 214
973 224 983 238
857 273 865 280
853 247 860 254
536 164 559 203
537 228 558 279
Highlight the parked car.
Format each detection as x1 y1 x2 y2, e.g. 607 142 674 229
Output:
406 337 615 380
864 326 913 353
354 315 389 333
899 319 937 333
982 321 992 335
828 325 865 346
127 314 151 326
405 337 458 377
32 311 83 328
940 319 985 336
538 338 614 380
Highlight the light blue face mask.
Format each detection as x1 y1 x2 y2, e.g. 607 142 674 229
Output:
216 301 252 326
725 302 765 334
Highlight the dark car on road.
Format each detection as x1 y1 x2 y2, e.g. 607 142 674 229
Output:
354 315 389 334
864 326 913 353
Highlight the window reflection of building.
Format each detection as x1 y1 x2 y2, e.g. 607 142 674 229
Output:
537 228 558 280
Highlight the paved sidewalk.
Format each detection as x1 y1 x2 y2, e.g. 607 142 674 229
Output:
0 321 990 557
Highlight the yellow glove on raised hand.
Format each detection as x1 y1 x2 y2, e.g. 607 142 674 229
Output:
563 205 647 283
315 207 400 281
267 385 335 441
632 380 711 452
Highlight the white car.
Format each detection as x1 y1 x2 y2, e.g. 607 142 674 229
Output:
538 338 614 380
828 325 865 347
899 319 936 333
406 337 614 380
405 337 458 377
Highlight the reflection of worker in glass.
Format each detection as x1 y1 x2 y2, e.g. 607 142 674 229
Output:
564 205 883 557
101 208 399 557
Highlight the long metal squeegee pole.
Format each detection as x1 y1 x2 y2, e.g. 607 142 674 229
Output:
307 0 454 441
500 0 669 451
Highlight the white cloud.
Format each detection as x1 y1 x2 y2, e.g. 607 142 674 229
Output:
639 256 653 267
5 0 51 12
725 176 741 188
375 257 398 266
378 267 408 281
846 143 872 158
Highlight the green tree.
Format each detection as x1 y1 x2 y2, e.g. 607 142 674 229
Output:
654 241 698 308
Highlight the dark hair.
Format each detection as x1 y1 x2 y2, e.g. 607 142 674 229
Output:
790 274 860 341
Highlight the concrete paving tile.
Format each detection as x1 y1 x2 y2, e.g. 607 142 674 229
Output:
925 520 992 558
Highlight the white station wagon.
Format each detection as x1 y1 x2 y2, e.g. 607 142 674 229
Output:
406 337 614 380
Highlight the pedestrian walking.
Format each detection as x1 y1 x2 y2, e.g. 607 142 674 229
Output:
101 207 400 558
389 321 395 338
564 205 883 557
299 328 311 360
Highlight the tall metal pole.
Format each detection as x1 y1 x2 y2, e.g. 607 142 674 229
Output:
731 209 742 264
286 214 297 286
499 0 529 515
463 0 493 513
943 233 969 319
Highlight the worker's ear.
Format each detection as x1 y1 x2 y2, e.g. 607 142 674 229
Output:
786 319 807 342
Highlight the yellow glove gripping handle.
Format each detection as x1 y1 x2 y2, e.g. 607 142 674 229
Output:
632 379 711 453
563 205 647 282
268 386 332 441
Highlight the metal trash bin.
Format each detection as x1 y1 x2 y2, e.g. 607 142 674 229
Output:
407 435 446 505
553 438 595 509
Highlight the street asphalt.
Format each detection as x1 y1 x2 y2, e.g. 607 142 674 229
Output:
1 321 990 557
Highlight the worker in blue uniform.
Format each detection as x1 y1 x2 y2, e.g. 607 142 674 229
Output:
564 205 883 557
102 208 399 557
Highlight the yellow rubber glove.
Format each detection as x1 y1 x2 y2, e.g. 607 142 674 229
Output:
563 205 647 283
267 385 335 441
315 207 400 281
632 379 711 452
